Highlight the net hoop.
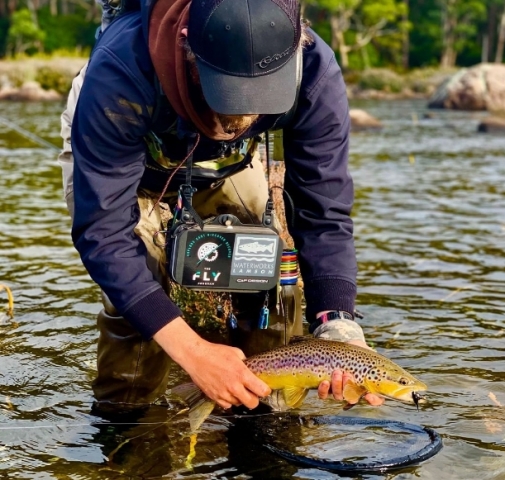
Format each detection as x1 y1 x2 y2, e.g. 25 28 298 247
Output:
264 415 443 474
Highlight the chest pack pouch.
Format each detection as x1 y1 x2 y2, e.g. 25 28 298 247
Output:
168 212 282 292
165 133 282 293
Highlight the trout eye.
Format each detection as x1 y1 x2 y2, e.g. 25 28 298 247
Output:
399 377 410 386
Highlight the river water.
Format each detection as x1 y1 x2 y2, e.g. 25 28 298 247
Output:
0 99 504 479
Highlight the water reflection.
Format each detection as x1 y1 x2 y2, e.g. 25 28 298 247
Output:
1 99 505 478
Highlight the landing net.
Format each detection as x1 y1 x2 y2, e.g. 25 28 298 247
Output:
260 414 443 474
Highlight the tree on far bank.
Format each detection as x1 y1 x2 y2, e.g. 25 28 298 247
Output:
496 3 505 62
7 8 45 55
310 0 406 70
439 0 486 67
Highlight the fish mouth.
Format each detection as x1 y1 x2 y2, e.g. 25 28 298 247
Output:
381 389 427 407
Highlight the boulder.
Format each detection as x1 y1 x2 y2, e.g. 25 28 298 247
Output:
0 81 61 101
477 116 505 133
428 63 505 112
349 109 383 131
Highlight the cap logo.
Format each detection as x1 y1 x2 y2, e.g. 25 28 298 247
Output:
256 47 292 69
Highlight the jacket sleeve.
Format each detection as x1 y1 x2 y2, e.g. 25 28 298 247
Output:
283 42 357 322
71 46 182 339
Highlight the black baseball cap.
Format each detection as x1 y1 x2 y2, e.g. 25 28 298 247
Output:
187 0 302 115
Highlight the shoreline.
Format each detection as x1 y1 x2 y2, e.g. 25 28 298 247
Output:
0 57 441 102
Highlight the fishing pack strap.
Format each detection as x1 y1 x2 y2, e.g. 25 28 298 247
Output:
178 137 204 230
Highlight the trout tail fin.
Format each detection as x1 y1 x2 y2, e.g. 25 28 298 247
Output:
171 383 215 432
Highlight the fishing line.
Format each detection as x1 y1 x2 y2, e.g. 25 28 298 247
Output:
0 115 61 152
0 421 172 430
0 409 292 432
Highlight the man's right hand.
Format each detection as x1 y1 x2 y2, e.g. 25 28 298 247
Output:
153 317 271 410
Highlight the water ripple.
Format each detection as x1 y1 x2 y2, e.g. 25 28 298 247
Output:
1 99 505 478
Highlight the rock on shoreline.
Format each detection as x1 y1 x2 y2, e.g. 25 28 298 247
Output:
428 63 505 112
0 81 61 101
349 109 383 131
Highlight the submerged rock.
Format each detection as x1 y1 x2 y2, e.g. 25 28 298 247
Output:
477 116 505 133
428 63 505 112
349 109 383 131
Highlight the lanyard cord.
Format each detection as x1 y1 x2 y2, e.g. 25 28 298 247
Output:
178 133 205 229
149 133 201 217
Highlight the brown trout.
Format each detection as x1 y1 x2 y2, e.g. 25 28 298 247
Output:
172 338 427 431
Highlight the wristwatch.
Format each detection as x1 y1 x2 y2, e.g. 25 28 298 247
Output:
309 310 354 333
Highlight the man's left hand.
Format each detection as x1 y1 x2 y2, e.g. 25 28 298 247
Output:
317 339 385 406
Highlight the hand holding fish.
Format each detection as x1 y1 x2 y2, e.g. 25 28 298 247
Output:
317 341 385 407
313 313 384 406
182 340 272 410
155 317 271 411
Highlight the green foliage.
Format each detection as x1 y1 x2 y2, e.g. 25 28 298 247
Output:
7 9 46 55
304 6 334 48
347 41 382 69
34 66 73 94
360 0 406 24
409 0 442 67
361 0 409 67
0 18 10 58
37 7 98 54
0 0 502 73
448 0 487 56
408 0 488 67
405 67 447 93
357 68 403 92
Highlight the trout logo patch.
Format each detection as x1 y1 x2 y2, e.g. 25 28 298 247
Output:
231 235 279 277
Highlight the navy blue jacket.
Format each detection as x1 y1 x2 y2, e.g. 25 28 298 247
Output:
71 1 357 339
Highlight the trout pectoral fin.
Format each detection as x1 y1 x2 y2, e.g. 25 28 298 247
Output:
172 383 216 433
282 386 309 409
343 382 367 405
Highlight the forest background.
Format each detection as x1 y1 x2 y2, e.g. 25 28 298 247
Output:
1 0 504 72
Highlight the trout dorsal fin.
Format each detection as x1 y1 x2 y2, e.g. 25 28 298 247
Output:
342 381 367 405
282 386 309 409
288 335 313 344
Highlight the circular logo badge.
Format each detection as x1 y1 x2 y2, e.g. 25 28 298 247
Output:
197 242 220 262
